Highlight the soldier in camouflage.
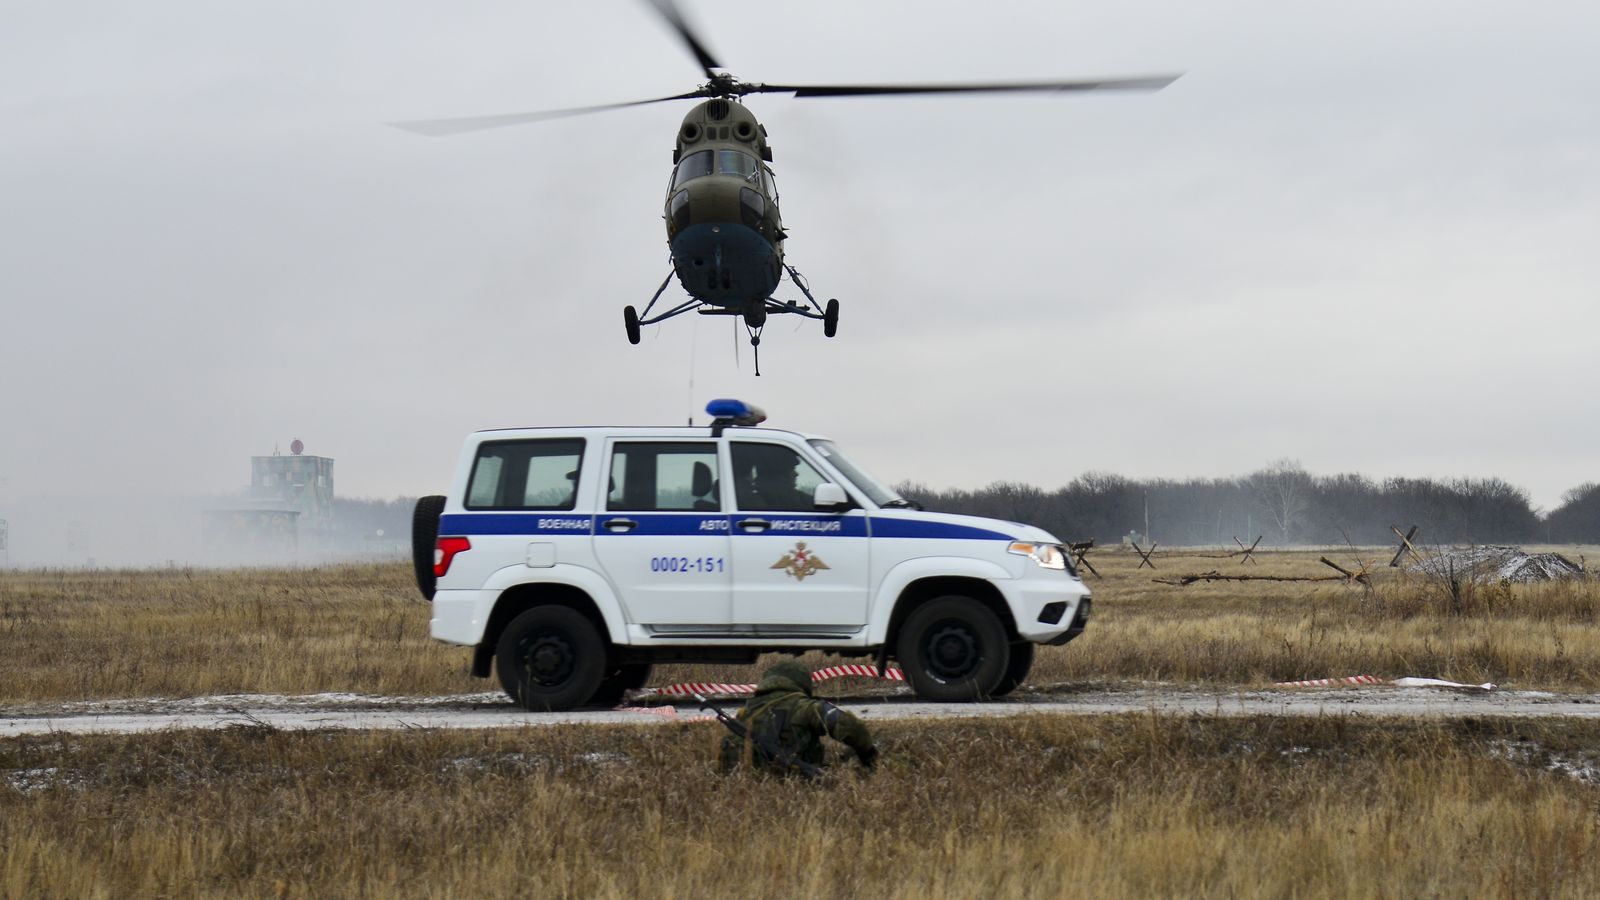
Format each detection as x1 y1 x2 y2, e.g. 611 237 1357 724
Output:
717 660 879 776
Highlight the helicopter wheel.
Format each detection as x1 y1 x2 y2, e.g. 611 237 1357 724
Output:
623 306 641 345
823 299 839 338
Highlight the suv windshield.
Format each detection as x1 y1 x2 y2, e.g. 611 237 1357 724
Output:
809 440 903 507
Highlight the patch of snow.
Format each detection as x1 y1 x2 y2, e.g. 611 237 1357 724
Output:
4 767 83 795
1490 740 1600 785
439 752 549 774
1410 546 1585 583
438 750 629 775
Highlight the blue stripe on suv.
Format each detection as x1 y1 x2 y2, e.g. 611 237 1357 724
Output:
594 514 730 536
437 512 1013 541
438 513 593 535
866 518 1012 541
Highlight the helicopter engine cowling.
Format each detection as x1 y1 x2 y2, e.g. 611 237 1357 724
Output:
673 99 771 163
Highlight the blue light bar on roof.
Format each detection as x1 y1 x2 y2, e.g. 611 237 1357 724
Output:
705 398 767 426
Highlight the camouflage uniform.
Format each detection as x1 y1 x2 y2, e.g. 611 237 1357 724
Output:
717 661 878 776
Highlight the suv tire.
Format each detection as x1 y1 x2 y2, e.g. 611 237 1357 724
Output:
495 606 607 711
990 642 1035 697
896 595 1011 702
411 495 447 600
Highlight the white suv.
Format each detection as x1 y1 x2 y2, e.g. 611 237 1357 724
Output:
412 400 1091 710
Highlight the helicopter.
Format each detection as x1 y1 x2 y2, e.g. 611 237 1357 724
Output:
394 1 1179 370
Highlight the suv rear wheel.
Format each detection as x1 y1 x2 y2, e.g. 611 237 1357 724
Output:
495 606 607 711
895 595 1011 702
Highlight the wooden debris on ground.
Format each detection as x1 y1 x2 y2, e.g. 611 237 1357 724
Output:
1131 540 1159 570
1389 525 1421 567
1155 556 1371 587
1068 540 1100 578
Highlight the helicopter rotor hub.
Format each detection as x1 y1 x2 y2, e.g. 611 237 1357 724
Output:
702 72 749 98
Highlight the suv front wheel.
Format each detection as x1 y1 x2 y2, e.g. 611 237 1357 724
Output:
495 606 606 711
895 595 1011 702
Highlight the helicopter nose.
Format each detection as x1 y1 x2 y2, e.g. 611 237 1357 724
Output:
671 222 779 307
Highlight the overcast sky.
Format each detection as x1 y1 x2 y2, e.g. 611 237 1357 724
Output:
3 0 1597 532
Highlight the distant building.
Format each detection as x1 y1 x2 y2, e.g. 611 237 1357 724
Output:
203 439 333 562
250 440 334 532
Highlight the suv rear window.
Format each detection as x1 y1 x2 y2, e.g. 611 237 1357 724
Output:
466 439 585 511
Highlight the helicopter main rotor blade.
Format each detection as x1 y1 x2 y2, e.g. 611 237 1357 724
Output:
643 0 722 80
389 90 708 136
746 74 1182 99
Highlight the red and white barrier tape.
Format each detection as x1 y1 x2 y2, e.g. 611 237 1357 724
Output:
640 682 758 697
617 670 1498 721
636 663 905 699
813 663 906 684
1274 675 1385 688
1274 675 1497 691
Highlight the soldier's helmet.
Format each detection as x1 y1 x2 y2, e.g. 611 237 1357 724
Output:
760 660 814 697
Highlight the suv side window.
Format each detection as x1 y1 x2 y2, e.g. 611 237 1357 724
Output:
731 442 826 512
607 442 721 512
466 439 585 510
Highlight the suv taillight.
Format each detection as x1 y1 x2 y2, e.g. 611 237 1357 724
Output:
434 536 471 577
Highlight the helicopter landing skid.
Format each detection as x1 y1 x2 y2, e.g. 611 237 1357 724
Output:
782 263 839 338
624 271 698 345
622 267 840 358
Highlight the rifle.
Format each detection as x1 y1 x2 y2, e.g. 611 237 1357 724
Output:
693 692 824 777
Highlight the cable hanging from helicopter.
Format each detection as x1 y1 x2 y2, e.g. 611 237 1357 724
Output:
391 0 1180 372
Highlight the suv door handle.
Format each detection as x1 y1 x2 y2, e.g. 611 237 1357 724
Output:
736 518 771 532
602 518 638 532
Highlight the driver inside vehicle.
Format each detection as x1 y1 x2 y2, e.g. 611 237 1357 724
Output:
737 445 814 511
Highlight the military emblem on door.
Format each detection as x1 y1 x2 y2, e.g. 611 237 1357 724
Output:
771 541 830 581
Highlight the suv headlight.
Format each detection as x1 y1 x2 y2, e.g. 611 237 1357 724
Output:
1008 541 1067 570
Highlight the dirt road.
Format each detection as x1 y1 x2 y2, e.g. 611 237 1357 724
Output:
6 685 1600 737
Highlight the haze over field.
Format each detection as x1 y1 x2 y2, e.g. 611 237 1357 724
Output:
2 1 1597 563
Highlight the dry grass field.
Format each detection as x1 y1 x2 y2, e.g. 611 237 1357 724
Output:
1033 545 1600 690
4 714 1599 898
3 549 1599 703
6 555 1600 897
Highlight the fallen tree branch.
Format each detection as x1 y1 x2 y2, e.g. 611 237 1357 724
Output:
1318 555 1371 585
1153 559 1371 587
1153 570 1356 586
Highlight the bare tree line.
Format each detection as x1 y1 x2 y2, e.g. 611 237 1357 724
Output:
351 464 1600 548
896 460 1593 547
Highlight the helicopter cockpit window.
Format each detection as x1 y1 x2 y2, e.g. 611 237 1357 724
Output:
673 151 714 189
716 150 762 184
760 167 777 201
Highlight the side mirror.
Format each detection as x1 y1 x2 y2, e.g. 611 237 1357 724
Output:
812 483 850 510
